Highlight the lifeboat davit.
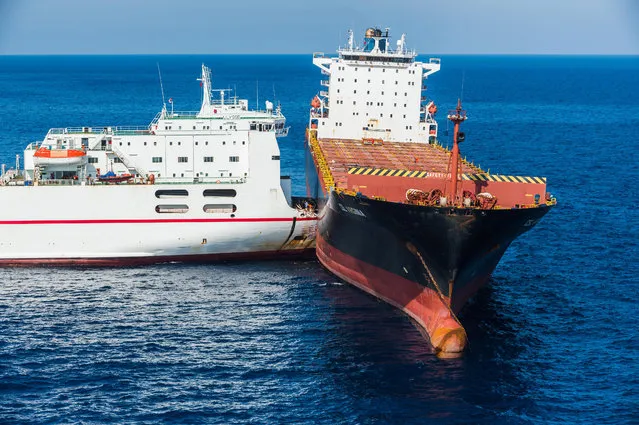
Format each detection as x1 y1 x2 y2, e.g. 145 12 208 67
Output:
33 147 87 166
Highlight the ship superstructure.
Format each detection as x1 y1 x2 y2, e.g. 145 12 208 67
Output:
306 29 555 355
310 28 440 143
0 64 316 264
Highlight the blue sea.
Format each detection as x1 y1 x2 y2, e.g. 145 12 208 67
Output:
0 55 637 424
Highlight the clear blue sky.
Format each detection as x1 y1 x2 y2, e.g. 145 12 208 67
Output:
0 0 637 55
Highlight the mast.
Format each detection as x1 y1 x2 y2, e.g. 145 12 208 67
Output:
447 99 467 205
198 64 212 115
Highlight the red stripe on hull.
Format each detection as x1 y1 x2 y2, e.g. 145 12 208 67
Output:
316 234 466 354
0 217 318 225
0 248 315 267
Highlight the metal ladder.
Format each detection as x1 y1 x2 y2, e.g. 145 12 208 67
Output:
110 145 148 178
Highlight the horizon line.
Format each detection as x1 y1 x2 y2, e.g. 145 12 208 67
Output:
2 52 638 57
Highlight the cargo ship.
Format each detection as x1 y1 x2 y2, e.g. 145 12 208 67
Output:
0 64 316 265
305 28 555 355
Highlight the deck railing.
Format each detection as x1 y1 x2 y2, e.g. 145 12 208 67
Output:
308 130 335 191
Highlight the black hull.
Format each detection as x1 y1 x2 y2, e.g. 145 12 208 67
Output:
305 136 553 353
319 190 552 312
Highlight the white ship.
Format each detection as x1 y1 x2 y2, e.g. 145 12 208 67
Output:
0 64 317 265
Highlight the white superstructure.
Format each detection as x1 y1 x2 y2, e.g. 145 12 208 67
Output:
0 64 316 264
310 28 441 143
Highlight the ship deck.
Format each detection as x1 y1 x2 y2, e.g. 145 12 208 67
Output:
311 136 552 208
317 138 482 188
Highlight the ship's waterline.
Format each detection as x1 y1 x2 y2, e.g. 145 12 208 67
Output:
0 64 317 264
305 27 554 353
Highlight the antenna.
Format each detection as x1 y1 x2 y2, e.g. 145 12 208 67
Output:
157 63 167 109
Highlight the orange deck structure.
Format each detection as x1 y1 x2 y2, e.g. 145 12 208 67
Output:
313 136 552 209
318 138 481 188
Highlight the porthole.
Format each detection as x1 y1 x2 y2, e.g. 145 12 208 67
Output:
155 204 189 213
203 204 237 213
203 188 237 197
155 189 188 198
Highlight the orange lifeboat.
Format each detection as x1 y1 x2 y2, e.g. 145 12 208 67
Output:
311 96 321 108
33 147 87 166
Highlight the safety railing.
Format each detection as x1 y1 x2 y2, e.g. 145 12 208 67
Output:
308 130 335 191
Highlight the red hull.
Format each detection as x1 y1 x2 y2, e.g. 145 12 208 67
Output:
316 234 466 354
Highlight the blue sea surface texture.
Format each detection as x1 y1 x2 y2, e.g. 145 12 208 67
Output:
0 55 637 424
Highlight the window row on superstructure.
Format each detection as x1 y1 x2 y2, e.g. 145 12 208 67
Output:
115 140 247 147
340 89 411 96
340 55 413 64
333 79 417 86
88 155 241 164
162 123 236 131
336 66 418 73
